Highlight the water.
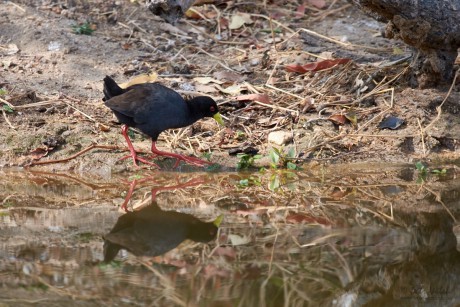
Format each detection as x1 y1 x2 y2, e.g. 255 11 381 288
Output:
0 165 459 306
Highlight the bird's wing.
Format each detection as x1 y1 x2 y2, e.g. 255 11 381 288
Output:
133 85 188 126
104 84 153 120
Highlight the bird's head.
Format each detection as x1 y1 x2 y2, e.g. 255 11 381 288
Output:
190 96 224 126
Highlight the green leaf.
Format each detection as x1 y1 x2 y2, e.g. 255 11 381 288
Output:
269 174 280 191
72 22 95 35
269 149 280 166
415 161 427 173
239 179 249 187
0 88 7 95
287 147 296 158
2 104 14 113
286 162 297 170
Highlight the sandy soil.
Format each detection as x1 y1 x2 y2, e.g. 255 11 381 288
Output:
1 0 459 175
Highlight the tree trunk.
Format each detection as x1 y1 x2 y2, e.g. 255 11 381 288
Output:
351 0 460 88
146 0 195 24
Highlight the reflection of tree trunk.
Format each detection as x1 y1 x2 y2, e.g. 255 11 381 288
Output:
146 0 195 24
351 0 460 88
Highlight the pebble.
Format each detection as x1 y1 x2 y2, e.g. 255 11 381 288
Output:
268 130 293 146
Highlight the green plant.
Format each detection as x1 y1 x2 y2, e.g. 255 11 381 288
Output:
237 176 262 188
128 128 136 139
3 105 13 113
415 161 447 183
0 88 7 95
237 153 262 170
201 152 212 161
431 168 447 175
235 131 246 141
72 22 95 35
415 161 428 183
269 147 299 170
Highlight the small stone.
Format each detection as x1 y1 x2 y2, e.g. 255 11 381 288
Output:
268 130 293 146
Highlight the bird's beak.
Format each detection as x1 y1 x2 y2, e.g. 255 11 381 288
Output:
213 214 224 227
213 113 224 126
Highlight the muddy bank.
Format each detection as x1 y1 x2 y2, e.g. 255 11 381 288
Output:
0 0 459 175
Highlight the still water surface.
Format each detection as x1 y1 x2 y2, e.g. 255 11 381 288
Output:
0 165 459 306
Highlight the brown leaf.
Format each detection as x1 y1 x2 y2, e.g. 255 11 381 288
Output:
296 4 306 18
308 0 327 9
328 114 348 125
236 93 271 104
212 246 237 260
212 70 247 82
28 147 49 161
184 9 202 19
286 213 332 226
195 84 218 94
98 123 111 132
285 58 351 73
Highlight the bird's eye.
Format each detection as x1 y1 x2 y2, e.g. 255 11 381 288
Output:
210 106 215 112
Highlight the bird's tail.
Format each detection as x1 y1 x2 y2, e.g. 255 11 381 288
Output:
103 76 124 101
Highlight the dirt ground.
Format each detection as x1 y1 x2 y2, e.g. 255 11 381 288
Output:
1 0 459 175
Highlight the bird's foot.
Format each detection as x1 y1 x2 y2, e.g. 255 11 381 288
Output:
119 154 160 168
171 154 214 168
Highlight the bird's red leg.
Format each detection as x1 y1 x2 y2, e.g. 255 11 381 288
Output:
150 141 214 168
120 178 138 212
120 125 159 168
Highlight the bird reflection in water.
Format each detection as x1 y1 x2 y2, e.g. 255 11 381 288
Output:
103 201 223 262
120 176 208 212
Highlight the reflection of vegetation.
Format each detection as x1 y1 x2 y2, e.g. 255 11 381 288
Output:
235 167 298 193
77 232 95 243
237 176 261 188
268 170 297 192
415 161 447 183
1 201 14 208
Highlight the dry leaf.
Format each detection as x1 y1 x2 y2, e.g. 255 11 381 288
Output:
328 114 348 125
195 83 218 93
229 13 253 30
28 147 49 161
236 93 271 104
228 234 251 246
119 73 158 88
1 44 19 55
308 0 327 9
296 4 306 18
215 84 244 95
212 70 247 82
286 213 331 226
193 76 224 85
285 58 351 73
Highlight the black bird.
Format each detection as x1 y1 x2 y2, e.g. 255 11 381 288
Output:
103 202 222 262
103 76 224 167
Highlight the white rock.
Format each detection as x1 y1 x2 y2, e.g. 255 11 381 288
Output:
268 130 293 146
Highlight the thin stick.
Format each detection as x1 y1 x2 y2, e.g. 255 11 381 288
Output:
250 13 295 34
9 1 26 12
27 144 125 167
0 97 15 109
300 28 392 52
422 70 459 133
417 118 426 157
252 100 299 116
2 109 16 130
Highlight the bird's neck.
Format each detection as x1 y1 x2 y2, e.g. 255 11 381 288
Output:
186 100 205 123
